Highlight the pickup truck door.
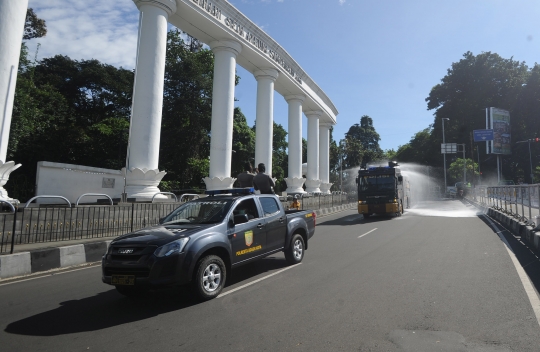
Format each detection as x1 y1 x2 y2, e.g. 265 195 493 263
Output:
258 196 287 252
230 198 266 264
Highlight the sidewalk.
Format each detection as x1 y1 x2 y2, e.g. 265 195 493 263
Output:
0 203 357 280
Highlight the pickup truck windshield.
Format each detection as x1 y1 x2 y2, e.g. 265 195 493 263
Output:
359 175 395 192
162 199 234 225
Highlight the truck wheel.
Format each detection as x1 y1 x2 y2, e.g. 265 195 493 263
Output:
193 255 226 300
285 234 305 265
115 285 148 298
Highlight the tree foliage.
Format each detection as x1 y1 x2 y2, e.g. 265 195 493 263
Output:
395 51 539 184
24 8 47 40
159 30 215 191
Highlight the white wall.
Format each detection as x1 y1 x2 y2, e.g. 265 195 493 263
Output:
35 161 124 204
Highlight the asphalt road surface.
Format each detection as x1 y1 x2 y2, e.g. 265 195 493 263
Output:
1 199 540 351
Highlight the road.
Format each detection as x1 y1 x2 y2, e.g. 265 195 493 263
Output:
1 200 540 351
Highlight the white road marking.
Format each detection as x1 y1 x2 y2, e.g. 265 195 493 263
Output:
0 263 100 287
358 228 378 238
482 215 540 328
219 263 301 298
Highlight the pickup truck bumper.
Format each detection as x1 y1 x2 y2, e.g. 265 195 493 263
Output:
358 203 399 214
102 250 191 287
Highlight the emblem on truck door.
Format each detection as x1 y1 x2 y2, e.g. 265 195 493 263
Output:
245 230 253 246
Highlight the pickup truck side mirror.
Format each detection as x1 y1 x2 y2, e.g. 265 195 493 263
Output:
398 176 403 182
355 177 358 185
159 217 165 224
233 214 249 225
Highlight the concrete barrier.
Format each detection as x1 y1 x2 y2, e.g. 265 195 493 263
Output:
0 241 109 280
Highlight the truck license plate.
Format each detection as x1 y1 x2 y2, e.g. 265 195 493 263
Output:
111 275 135 285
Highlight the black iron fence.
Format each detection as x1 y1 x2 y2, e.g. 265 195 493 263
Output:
0 192 356 254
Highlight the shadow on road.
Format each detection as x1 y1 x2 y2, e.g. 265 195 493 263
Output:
478 215 540 297
318 213 397 226
4 257 289 337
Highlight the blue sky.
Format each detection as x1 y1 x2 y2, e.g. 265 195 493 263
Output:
27 0 540 151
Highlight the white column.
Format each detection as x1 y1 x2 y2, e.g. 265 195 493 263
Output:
254 69 279 176
203 40 242 190
0 0 27 201
284 95 306 194
319 123 333 194
124 0 175 200
305 111 322 193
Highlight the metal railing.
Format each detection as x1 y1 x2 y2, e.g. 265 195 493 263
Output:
0 192 356 254
472 184 540 227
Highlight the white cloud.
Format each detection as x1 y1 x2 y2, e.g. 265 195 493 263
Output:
27 0 139 69
339 0 346 5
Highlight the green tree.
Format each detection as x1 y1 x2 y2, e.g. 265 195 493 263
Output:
231 107 255 178
344 115 383 167
394 128 436 164
24 8 47 40
8 50 133 200
271 122 288 193
159 30 215 190
426 51 529 180
448 158 478 184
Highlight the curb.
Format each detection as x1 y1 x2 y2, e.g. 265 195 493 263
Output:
0 203 357 280
0 241 112 279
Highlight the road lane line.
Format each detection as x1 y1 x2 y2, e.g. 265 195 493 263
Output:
358 228 377 239
219 263 301 298
482 215 540 328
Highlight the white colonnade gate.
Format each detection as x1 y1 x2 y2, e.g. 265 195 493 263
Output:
0 0 338 201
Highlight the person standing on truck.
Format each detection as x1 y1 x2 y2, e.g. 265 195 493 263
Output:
253 163 275 194
236 162 255 188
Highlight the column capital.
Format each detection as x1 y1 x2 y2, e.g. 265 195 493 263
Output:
305 110 323 119
284 94 306 104
209 40 242 56
254 68 279 82
133 0 177 15
319 122 333 130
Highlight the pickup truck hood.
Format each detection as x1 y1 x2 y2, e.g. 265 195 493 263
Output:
110 224 212 247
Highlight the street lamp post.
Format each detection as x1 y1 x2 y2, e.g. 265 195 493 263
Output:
442 118 450 192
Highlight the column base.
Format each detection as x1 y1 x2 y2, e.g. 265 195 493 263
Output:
305 179 321 193
319 182 333 194
284 177 306 194
203 176 236 191
122 167 167 201
0 161 22 203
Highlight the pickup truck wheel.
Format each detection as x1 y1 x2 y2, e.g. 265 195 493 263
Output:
193 255 226 300
285 234 305 265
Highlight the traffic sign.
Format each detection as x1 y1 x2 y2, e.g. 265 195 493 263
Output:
473 129 494 142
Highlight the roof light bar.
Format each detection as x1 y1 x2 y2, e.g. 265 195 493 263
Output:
205 188 254 196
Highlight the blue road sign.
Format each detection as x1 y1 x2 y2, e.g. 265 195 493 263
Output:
473 129 494 142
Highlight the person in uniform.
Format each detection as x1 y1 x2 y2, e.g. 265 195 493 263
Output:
252 163 275 194
236 162 255 188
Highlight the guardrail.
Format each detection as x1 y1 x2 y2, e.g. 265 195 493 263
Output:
0 192 356 254
472 184 540 227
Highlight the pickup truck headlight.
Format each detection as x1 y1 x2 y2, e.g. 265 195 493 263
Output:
154 238 189 257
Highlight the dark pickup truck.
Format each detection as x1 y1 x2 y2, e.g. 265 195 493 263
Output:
102 189 316 300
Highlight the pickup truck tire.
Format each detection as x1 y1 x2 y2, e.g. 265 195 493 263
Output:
193 255 226 300
285 234 305 265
